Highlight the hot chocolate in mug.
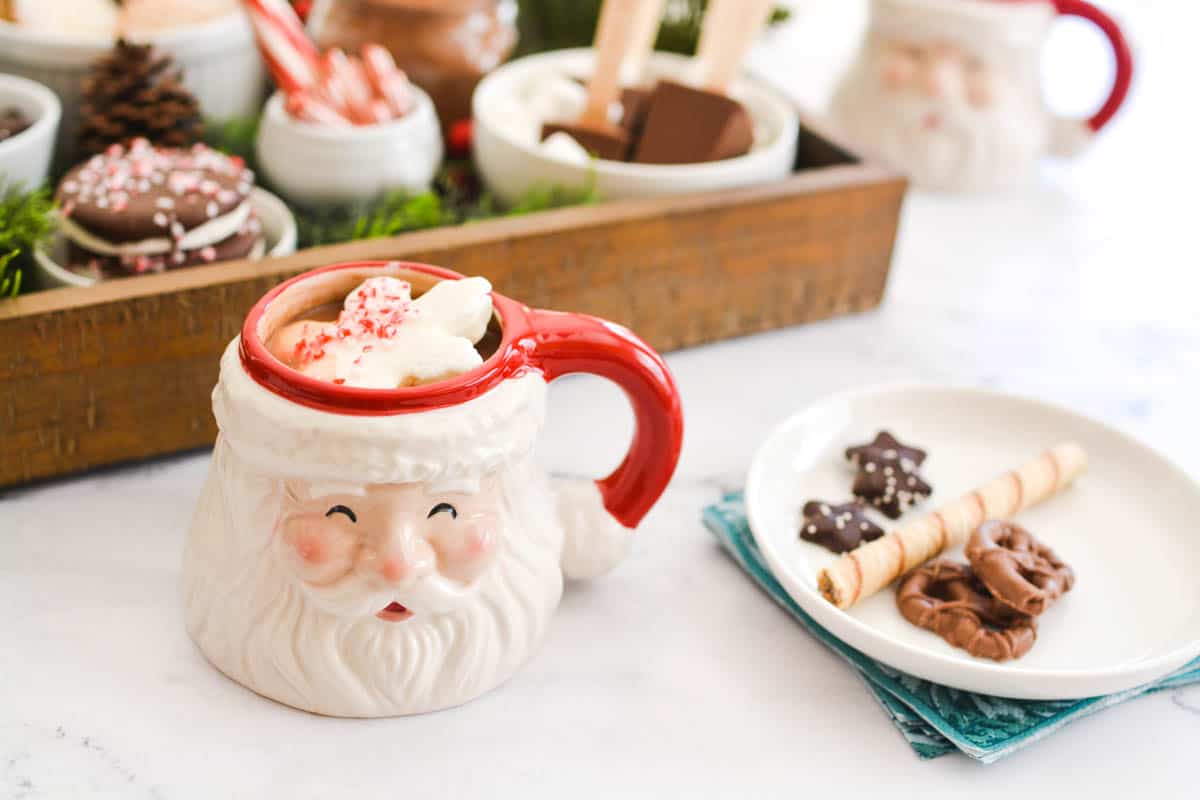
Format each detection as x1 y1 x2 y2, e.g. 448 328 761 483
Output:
183 261 683 717
830 0 1134 190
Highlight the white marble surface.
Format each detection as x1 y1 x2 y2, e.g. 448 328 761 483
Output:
3 2 1200 797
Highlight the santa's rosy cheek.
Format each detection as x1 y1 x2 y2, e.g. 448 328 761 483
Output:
882 54 916 90
433 521 499 584
280 518 359 584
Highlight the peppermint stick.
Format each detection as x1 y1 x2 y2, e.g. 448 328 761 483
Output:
818 442 1088 609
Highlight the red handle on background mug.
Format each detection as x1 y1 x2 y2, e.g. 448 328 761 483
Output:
521 308 684 529
1053 0 1133 134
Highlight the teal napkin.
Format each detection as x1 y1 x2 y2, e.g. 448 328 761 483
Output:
703 491 1200 763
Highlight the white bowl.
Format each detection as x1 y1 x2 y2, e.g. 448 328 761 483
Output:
472 48 800 204
0 74 61 190
256 87 444 208
0 12 267 170
34 187 297 289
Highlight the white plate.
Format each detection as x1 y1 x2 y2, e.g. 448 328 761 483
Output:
745 384 1200 699
34 187 298 289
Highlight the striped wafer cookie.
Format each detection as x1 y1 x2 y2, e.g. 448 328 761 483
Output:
817 442 1088 609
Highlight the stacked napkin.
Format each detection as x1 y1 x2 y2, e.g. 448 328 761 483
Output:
703 491 1200 763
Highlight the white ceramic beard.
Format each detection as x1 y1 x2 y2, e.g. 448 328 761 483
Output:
183 440 571 717
184 344 637 717
830 40 1048 191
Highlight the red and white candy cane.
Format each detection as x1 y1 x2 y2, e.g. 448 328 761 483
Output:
285 91 352 127
362 44 413 117
242 0 321 92
322 49 376 125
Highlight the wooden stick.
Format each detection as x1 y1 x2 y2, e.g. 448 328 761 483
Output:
694 0 774 92
619 0 668 84
818 442 1088 609
579 0 642 128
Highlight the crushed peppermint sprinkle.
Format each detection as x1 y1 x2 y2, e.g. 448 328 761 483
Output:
153 212 169 227
292 276 417 367
200 246 217 262
206 201 219 219
57 139 251 224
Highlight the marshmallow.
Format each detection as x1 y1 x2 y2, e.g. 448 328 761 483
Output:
289 276 495 389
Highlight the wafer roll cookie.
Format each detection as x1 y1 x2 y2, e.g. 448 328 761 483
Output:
818 443 1088 609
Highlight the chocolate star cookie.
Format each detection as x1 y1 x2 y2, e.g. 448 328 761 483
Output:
845 430 926 473
845 431 933 518
852 461 932 519
799 500 885 553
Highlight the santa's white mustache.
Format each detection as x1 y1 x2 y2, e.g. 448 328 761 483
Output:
296 569 481 619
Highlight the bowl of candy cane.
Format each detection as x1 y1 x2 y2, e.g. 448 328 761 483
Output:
247 0 442 207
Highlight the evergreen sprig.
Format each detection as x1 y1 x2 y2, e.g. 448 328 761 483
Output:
0 185 56 298
516 0 790 56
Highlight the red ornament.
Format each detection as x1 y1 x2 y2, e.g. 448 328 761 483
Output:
447 119 473 157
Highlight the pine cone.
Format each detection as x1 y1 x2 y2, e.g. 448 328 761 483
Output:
78 39 204 157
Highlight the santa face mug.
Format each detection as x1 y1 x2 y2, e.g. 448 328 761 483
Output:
829 0 1133 191
182 261 683 717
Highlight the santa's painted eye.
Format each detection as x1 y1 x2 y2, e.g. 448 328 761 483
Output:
428 502 458 519
325 505 357 523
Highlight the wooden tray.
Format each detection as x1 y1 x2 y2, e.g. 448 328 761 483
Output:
0 126 906 487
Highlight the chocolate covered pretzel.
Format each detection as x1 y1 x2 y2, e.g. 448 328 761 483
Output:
965 521 1075 617
896 559 1037 662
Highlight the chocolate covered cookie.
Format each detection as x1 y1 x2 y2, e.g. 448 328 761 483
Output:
846 430 933 518
845 430 926 472
799 500 884 554
67 214 264 278
55 138 260 277
852 462 932 519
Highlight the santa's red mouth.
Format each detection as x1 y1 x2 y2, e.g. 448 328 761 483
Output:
375 602 414 622
921 112 942 131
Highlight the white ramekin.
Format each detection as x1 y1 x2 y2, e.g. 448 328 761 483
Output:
0 74 61 190
255 86 444 207
472 48 800 204
0 12 266 170
34 187 298 289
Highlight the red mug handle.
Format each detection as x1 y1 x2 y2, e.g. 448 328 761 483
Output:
520 308 684 529
1053 0 1134 136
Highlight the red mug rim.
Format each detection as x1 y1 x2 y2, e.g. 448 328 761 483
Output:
239 260 534 416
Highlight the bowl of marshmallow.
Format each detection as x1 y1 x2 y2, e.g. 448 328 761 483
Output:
472 47 799 204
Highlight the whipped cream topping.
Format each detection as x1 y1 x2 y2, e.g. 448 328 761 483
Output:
286 276 494 389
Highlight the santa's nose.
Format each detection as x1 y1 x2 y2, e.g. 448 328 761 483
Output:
920 52 965 100
369 526 436 585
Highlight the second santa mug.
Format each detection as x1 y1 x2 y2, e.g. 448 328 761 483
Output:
831 0 1134 191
